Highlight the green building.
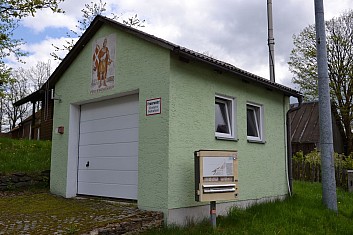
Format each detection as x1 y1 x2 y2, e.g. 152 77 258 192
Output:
47 16 300 225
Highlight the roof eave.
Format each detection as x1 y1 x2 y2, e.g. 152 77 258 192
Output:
14 90 43 106
16 15 301 106
173 48 302 98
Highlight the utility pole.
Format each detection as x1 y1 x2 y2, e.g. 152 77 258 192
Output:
267 0 275 83
314 0 338 212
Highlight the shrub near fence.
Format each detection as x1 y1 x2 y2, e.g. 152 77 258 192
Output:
292 149 353 190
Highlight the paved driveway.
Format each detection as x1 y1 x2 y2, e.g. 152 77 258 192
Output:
0 190 162 234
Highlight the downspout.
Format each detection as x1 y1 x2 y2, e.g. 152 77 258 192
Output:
286 96 302 196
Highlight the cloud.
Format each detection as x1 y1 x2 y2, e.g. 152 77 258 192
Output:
10 0 353 90
20 9 76 33
107 0 316 84
6 37 76 71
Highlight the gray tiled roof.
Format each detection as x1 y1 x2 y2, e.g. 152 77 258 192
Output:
15 15 301 106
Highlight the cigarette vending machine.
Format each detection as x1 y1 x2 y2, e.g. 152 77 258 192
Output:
194 150 239 202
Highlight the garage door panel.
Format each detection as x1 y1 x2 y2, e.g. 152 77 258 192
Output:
78 94 139 199
80 114 138 134
78 182 137 199
78 170 137 185
79 127 138 146
81 96 138 122
78 156 138 171
79 142 138 158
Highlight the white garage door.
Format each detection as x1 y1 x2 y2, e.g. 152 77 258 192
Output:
77 94 139 199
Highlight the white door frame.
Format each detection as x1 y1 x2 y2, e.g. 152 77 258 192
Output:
66 104 80 198
65 90 139 198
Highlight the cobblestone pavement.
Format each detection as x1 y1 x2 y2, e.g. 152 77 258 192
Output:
0 190 163 234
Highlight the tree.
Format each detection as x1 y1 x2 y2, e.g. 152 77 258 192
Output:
1 69 31 132
0 0 64 61
0 16 23 89
0 0 64 19
288 10 353 155
51 0 145 61
23 61 51 92
0 0 64 95
17 61 51 111
0 61 51 132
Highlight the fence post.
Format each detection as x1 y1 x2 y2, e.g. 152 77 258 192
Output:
348 170 353 193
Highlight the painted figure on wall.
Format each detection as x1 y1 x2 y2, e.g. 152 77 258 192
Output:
91 34 116 93
94 38 111 87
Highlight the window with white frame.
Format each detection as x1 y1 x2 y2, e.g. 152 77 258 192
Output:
215 95 235 139
247 103 264 142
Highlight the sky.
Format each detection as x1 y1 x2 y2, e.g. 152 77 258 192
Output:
5 0 353 90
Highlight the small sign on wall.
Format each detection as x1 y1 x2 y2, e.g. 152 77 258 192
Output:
146 98 161 116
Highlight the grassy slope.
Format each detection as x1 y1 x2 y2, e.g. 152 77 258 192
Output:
144 181 353 234
0 138 51 174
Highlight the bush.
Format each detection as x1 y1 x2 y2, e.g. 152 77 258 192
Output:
292 149 353 189
293 148 353 170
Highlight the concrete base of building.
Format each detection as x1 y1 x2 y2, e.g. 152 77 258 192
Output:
166 194 287 226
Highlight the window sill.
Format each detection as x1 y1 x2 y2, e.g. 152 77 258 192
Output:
247 139 266 144
216 136 239 141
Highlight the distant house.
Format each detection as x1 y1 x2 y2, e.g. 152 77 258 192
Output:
11 110 41 140
14 93 54 140
289 101 344 155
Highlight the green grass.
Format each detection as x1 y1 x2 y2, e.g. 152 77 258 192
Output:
144 181 353 235
0 137 51 174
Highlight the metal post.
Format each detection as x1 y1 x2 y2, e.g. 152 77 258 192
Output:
210 201 216 229
31 101 36 140
267 0 275 82
314 0 338 212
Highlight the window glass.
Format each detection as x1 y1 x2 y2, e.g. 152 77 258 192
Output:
215 101 230 134
246 103 263 141
247 108 259 137
215 96 235 139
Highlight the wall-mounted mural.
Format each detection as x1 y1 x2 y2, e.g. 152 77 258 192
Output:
91 34 116 93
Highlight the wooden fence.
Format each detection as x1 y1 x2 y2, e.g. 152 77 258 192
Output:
292 161 349 190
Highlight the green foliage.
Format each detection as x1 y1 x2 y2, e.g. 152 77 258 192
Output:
292 149 353 170
292 150 304 162
143 181 353 234
305 148 321 166
0 0 64 86
0 0 64 19
0 14 27 71
0 137 51 174
344 153 353 169
288 24 318 101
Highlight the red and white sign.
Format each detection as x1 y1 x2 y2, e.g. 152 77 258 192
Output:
146 98 161 116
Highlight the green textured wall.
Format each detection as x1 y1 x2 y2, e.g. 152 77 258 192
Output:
51 25 171 211
51 23 290 214
167 54 289 209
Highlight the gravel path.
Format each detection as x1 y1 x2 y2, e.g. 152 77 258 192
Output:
0 191 163 234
